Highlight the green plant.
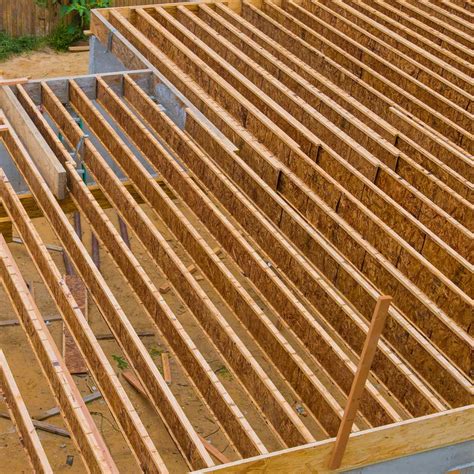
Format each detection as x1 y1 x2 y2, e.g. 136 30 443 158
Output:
0 32 46 61
149 346 163 359
35 0 113 50
214 366 233 381
47 23 84 51
61 0 112 30
112 354 129 370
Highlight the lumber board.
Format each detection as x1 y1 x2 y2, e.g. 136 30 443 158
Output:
66 77 312 449
0 86 66 199
0 231 118 473
0 350 53 473
36 392 103 421
0 411 70 437
0 109 170 474
192 405 474 473
328 296 392 469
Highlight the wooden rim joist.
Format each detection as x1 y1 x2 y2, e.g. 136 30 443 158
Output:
0 0 472 471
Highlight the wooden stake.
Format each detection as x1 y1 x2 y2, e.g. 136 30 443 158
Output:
328 295 392 470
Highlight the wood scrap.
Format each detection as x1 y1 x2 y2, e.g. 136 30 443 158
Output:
11 236 63 253
35 391 102 421
0 412 70 438
161 353 171 384
0 77 29 86
68 45 90 52
122 370 147 397
198 435 230 464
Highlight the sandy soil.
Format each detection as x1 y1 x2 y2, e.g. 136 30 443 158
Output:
0 48 89 80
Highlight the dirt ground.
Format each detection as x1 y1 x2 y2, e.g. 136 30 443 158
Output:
0 48 89 80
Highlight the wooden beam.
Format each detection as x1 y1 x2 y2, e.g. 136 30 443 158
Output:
0 412 70 438
0 350 53 473
0 233 118 473
0 87 66 199
191 406 474 473
329 296 392 469
0 77 29 86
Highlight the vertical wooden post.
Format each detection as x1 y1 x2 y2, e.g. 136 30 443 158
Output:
328 295 392 470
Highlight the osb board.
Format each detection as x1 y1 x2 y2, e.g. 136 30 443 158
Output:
63 274 89 374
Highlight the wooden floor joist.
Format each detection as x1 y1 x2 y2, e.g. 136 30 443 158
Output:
1 0 472 471
32 81 269 459
0 349 53 474
56 78 315 449
0 228 118 473
8 85 211 472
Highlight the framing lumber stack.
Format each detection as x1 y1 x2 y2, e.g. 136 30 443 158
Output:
0 0 472 472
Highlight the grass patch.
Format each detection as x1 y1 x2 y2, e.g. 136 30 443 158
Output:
47 24 84 52
0 24 85 63
0 32 46 62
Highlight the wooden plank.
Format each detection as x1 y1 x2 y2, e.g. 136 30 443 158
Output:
0 232 118 473
192 406 474 473
35 392 103 421
0 350 53 473
199 436 231 465
0 86 66 199
0 123 168 474
0 77 29 86
63 275 89 374
328 296 392 469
